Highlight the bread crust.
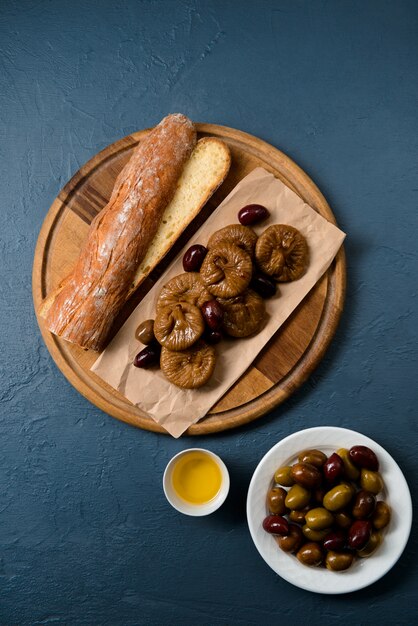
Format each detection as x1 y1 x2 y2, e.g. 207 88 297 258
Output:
40 114 196 351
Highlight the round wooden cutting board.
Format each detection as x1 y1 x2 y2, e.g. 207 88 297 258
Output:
32 123 346 435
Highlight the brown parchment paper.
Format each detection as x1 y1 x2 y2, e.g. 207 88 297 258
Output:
91 167 346 437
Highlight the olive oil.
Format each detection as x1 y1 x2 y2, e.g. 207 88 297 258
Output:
171 451 222 504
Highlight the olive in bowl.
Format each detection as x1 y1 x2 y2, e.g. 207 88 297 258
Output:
247 427 412 594
262 444 392 572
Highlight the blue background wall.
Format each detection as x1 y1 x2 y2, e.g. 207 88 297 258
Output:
1 1 417 624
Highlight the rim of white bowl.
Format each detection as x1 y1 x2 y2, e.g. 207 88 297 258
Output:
246 426 412 594
163 448 230 517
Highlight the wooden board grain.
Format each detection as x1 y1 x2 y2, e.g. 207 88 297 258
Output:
32 124 346 435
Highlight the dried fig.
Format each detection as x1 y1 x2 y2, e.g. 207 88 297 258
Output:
255 225 308 281
160 340 216 389
207 224 258 258
157 272 212 311
154 302 204 351
218 289 266 337
200 243 252 298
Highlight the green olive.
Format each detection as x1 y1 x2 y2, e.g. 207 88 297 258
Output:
323 483 354 512
298 449 327 468
289 507 309 525
274 466 295 487
360 469 384 495
372 501 391 530
334 510 353 529
135 319 155 345
277 523 304 553
285 484 311 510
296 542 324 567
357 530 382 557
267 487 288 515
305 507 334 531
302 525 330 541
325 550 354 571
337 448 360 480
339 480 356 496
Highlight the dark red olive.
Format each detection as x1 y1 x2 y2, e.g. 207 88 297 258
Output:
201 299 224 330
182 244 208 272
204 329 223 344
203 328 224 346
238 203 270 226
323 529 347 552
352 490 376 520
323 453 344 483
349 446 379 471
262 515 289 536
312 486 327 505
133 343 161 368
250 273 277 298
348 520 372 550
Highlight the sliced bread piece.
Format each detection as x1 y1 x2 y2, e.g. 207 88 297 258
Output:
128 136 231 296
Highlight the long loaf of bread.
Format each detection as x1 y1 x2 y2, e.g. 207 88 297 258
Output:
40 114 197 351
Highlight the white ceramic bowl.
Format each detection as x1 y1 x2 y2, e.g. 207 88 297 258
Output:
163 448 230 516
247 426 412 594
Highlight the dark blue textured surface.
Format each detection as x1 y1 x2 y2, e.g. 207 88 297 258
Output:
1 1 417 624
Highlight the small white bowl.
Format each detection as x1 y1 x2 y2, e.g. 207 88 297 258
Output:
163 448 230 516
247 426 412 594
